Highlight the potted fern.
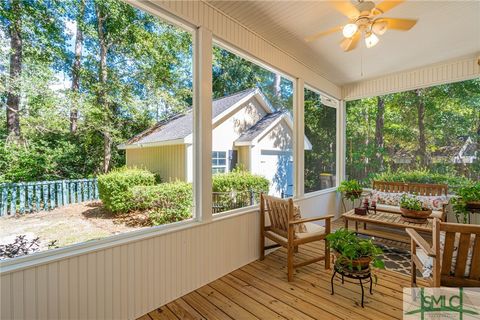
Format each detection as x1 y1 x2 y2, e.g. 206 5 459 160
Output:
399 194 431 223
326 228 385 273
452 182 480 223
338 180 363 202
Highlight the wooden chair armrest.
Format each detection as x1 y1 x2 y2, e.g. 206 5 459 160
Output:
289 215 334 225
406 228 435 257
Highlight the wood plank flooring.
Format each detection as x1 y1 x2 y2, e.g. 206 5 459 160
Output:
138 237 426 319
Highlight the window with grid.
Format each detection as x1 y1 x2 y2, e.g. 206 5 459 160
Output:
212 151 227 174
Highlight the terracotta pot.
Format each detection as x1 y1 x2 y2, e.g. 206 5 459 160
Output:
334 252 371 270
400 207 431 223
466 201 480 210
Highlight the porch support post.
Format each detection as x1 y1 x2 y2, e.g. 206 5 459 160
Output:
294 78 305 198
194 26 213 222
337 99 346 185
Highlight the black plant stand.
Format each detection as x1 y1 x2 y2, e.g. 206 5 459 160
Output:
331 264 373 308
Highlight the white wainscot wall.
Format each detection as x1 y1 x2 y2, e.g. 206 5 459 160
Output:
0 191 338 320
0 213 259 320
296 190 341 220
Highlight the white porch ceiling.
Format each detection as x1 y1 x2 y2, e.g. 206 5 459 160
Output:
207 1 480 85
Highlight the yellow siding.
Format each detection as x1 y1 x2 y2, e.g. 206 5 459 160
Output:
126 145 186 182
237 146 250 171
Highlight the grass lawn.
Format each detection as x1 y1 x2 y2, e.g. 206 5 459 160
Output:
0 201 146 255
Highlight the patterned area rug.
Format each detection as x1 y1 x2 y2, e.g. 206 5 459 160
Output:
371 240 423 277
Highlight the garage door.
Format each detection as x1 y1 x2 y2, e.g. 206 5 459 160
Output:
259 150 293 197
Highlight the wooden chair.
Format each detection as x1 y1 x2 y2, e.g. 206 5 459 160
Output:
260 193 333 281
407 219 480 287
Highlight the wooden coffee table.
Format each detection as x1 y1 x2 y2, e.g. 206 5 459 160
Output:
342 209 433 243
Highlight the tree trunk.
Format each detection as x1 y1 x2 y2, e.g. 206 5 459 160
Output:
416 89 427 167
6 0 22 140
95 3 111 173
375 96 385 170
273 73 281 98
70 0 85 134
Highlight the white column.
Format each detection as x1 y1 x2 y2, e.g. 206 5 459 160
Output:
194 27 213 222
294 78 305 198
336 99 346 185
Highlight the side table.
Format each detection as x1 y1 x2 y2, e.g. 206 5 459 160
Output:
330 264 373 308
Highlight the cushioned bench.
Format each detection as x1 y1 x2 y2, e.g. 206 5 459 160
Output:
371 181 449 221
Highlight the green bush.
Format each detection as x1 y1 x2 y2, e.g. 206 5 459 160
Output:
98 167 156 213
212 169 270 196
129 182 193 225
371 169 471 193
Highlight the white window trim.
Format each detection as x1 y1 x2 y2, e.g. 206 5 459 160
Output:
0 218 198 274
0 2 347 274
0 7 211 273
302 84 341 196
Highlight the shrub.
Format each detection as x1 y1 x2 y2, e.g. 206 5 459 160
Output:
0 235 41 259
98 167 156 213
371 169 471 193
129 181 193 225
212 169 270 195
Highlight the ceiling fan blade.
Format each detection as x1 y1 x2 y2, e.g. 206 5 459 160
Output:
340 32 361 52
304 26 343 42
378 18 417 30
375 0 405 14
331 1 359 19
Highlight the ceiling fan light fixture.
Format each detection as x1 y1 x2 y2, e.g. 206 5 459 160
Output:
342 23 358 38
372 20 388 35
365 32 379 48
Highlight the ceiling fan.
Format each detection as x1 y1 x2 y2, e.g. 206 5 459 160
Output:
305 0 417 52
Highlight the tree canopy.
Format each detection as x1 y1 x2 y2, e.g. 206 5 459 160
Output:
346 78 480 185
1 0 477 187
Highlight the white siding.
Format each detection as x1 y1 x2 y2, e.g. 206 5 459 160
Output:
212 98 267 152
342 54 480 100
0 212 259 320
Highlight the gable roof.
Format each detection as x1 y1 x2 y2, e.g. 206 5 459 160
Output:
119 88 261 149
235 111 284 144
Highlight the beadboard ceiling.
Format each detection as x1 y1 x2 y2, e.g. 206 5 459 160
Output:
207 1 480 85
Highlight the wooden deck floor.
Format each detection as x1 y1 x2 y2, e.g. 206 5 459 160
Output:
138 240 426 320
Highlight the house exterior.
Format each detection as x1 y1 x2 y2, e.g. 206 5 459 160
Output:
119 88 312 196
431 136 478 164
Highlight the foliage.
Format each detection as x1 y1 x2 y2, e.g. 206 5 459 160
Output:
304 88 337 192
0 235 57 259
212 168 270 199
399 194 425 211
326 228 385 271
371 169 471 192
1 0 193 180
451 182 480 223
212 47 293 112
0 235 40 259
97 167 155 213
129 182 193 225
346 79 480 186
337 180 363 201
